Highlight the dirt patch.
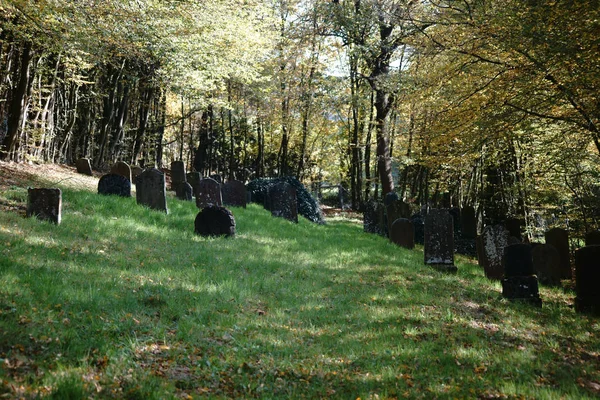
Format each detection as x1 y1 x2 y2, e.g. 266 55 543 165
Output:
0 161 101 193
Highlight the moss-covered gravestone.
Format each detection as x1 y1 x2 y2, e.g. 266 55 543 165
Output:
480 225 510 280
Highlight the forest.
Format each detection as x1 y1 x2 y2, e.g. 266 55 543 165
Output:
1 0 599 239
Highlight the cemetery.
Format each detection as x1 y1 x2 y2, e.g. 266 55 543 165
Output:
0 162 598 399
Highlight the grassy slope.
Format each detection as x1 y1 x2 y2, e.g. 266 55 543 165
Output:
0 165 599 399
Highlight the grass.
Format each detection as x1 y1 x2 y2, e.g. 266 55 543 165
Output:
0 173 599 399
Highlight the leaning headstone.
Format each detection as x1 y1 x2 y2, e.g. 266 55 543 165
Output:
98 173 131 197
585 231 600 246
544 228 571 279
531 244 561 286
269 182 298 223
131 166 143 184
424 209 456 272
170 161 186 191
460 206 477 239
136 168 168 213
222 180 247 208
574 245 600 315
386 200 411 233
75 158 93 176
194 206 236 237
110 161 132 182
196 178 222 209
186 172 202 196
390 218 415 249
501 244 542 306
27 188 61 224
175 182 193 201
480 224 510 280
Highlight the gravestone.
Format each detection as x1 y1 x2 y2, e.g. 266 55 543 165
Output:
480 224 510 280
460 206 477 239
136 168 168 213
390 218 414 249
386 200 411 234
131 166 143 184
574 245 600 315
424 209 456 272
196 178 222 209
384 192 399 207
75 158 93 176
98 173 131 197
504 218 523 242
544 228 571 279
410 213 425 245
170 161 186 191
222 180 247 208
27 188 61 224
186 172 202 196
269 182 298 223
364 201 387 236
175 182 193 201
110 161 132 182
532 244 561 286
501 244 542 306
194 206 236 237
210 174 223 184
585 231 600 246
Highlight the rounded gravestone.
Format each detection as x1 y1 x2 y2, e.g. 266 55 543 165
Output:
75 158 93 176
390 218 415 249
98 173 131 197
194 206 236 237
110 161 132 182
131 166 143 184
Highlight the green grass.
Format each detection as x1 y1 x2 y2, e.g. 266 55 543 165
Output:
0 182 599 399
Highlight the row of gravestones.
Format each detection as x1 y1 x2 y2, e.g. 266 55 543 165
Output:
363 199 600 315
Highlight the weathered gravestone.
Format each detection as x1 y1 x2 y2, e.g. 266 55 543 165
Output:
131 166 143 184
545 228 571 279
136 168 168 213
75 158 93 176
480 225 510 280
424 209 456 272
364 201 387 236
110 161 132 182
186 172 202 196
585 231 600 246
222 180 247 208
196 178 222 209
531 244 561 286
460 206 477 239
501 244 542 306
386 200 411 234
390 218 415 249
170 161 186 191
27 188 61 224
175 182 193 201
574 245 600 315
269 182 298 223
194 206 236 237
98 173 131 197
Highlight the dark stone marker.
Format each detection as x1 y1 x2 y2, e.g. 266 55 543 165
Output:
384 192 399 207
136 168 168 213
504 218 523 242
110 161 132 182
170 161 186 191
269 182 298 223
364 201 387 236
531 244 561 286
75 158 93 176
131 166 143 184
186 172 202 196
210 174 223 184
544 228 571 279
574 245 600 315
195 178 222 209
503 243 534 277
222 180 247 208
460 206 477 239
194 206 236 237
480 225 510 280
27 188 61 224
98 173 131 197
585 231 600 246
424 209 456 272
386 200 411 234
501 276 542 307
390 218 415 249
176 182 193 201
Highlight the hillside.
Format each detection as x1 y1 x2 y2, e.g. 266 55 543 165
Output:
0 162 599 399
